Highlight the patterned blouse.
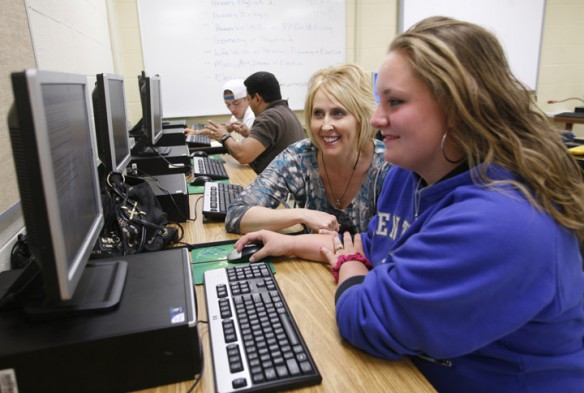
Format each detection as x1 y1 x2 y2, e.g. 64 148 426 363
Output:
225 138 390 234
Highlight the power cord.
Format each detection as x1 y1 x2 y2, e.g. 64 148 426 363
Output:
185 317 209 392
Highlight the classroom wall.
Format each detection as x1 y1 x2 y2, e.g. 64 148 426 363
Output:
0 0 583 272
0 0 36 272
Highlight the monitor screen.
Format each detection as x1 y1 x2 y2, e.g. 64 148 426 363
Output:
7 70 126 316
92 73 131 173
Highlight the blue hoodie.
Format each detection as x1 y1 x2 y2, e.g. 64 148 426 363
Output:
335 165 584 393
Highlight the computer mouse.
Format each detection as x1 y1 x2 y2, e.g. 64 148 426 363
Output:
227 243 263 264
191 151 208 157
190 175 213 186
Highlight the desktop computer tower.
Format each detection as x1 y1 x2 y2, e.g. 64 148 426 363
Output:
158 128 187 146
162 119 187 129
0 248 201 393
130 144 191 176
144 173 190 223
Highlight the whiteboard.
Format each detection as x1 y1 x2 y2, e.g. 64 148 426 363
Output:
399 0 546 91
138 0 345 118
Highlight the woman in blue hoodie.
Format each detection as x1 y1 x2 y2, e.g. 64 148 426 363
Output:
235 17 584 392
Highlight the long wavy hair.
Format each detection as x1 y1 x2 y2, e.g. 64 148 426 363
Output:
304 63 377 151
392 16 584 239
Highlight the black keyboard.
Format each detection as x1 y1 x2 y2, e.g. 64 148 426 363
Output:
186 134 212 147
193 157 229 180
204 263 322 393
555 112 584 119
203 182 244 220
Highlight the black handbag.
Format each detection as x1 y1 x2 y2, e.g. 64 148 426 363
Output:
91 172 178 258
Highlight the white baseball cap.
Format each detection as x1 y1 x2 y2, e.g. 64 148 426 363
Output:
223 79 247 100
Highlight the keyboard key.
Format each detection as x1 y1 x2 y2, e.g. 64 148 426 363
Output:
232 378 247 389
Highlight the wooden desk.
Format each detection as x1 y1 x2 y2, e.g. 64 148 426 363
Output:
550 113 584 131
137 155 436 393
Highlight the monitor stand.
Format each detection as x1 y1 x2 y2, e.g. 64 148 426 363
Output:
0 260 127 321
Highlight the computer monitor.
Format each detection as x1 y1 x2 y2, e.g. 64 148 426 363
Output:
131 72 169 156
4 69 126 319
92 73 132 173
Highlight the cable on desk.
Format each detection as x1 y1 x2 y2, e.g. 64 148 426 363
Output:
184 315 209 392
192 194 203 223
172 222 185 244
171 196 206 251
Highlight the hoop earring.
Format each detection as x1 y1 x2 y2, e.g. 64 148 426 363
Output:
441 129 465 164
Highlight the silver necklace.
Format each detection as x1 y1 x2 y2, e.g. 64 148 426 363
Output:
322 150 361 209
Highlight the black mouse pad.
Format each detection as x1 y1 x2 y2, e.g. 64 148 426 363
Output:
190 239 274 285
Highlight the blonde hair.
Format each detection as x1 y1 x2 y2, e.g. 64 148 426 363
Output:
304 63 376 151
392 16 584 238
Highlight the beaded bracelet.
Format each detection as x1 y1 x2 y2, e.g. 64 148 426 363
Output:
331 252 373 283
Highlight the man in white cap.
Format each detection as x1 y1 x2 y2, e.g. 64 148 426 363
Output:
184 79 255 141
222 79 255 136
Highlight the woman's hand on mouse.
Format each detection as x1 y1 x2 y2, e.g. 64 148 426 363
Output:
234 230 290 262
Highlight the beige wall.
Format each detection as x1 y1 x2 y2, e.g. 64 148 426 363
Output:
0 0 36 214
538 0 584 132
0 0 36 271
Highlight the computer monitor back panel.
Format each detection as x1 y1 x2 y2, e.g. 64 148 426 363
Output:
8 69 104 302
150 76 163 144
93 73 131 173
140 74 163 146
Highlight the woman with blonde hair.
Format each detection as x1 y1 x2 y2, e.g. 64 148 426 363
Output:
226 63 390 234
